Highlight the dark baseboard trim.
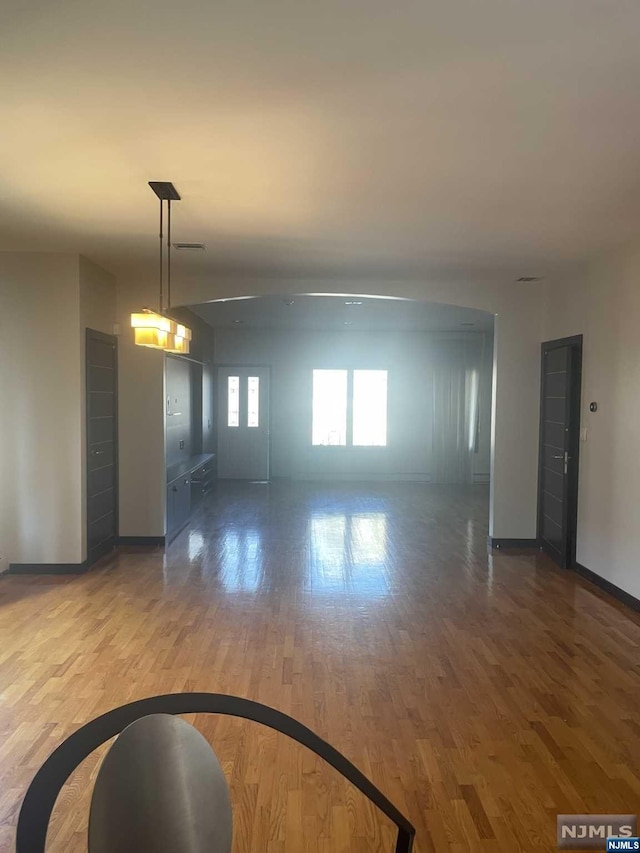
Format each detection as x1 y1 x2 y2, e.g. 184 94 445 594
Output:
9 561 89 575
488 537 539 550
86 540 117 569
116 536 166 547
574 562 640 612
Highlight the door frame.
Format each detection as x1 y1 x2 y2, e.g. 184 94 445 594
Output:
86 328 119 566
537 334 582 568
216 363 272 480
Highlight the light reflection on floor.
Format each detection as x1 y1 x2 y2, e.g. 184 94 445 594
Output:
168 483 490 600
187 530 205 562
218 528 265 592
307 512 390 596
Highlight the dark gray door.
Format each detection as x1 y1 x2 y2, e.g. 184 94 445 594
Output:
87 329 118 565
538 336 582 568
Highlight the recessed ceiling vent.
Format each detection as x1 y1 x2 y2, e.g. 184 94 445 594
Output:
172 242 206 250
516 276 543 282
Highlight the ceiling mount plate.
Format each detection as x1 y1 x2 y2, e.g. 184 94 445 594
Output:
148 181 181 201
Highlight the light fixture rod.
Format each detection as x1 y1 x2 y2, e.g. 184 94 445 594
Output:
159 199 163 313
132 182 190 355
167 199 172 311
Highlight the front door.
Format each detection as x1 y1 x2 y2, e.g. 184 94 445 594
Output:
217 367 270 480
538 336 582 568
86 329 118 565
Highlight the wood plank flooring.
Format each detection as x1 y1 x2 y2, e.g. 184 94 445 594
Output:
0 482 638 852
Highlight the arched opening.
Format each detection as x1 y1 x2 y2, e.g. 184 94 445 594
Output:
150 289 505 563
188 293 494 491
118 274 541 550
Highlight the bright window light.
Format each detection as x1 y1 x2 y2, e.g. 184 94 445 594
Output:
353 370 388 446
312 370 347 446
227 376 239 427
247 376 260 427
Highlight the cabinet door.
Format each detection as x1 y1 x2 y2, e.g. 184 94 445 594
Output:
175 478 191 529
167 484 177 535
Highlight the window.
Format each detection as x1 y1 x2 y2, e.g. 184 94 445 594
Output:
352 370 387 446
227 376 239 427
312 369 347 446
312 369 388 447
247 376 260 427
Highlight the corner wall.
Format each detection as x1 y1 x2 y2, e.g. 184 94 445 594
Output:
115 275 166 538
544 247 640 600
0 254 83 567
0 253 116 569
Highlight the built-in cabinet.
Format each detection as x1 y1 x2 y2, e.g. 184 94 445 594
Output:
165 351 215 542
190 456 216 507
166 454 215 540
167 474 191 539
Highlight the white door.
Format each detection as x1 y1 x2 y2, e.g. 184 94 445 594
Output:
217 367 270 479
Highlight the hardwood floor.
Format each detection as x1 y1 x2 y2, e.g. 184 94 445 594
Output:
1 482 638 852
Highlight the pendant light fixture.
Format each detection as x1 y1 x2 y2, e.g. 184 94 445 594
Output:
130 181 192 354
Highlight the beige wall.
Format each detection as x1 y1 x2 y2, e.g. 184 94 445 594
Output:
0 252 115 570
80 255 117 335
115 275 166 537
489 307 544 539
0 253 115 569
0 253 83 567
544 246 640 600
214 327 493 482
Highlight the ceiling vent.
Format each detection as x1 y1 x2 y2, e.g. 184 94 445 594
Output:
172 242 205 250
516 276 543 282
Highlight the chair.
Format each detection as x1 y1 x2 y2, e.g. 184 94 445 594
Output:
16 693 415 852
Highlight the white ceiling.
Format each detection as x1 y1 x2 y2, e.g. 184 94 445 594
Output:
192 295 493 332
2 1 640 281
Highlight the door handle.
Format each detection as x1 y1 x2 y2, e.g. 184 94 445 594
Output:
552 453 569 474
91 449 105 457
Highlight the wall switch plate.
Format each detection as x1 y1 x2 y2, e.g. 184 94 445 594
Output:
580 427 588 442
179 439 185 449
